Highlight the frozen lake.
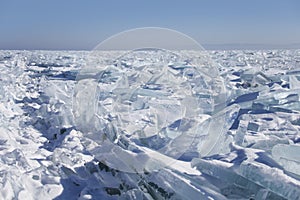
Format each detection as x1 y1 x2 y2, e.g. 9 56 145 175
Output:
0 49 300 199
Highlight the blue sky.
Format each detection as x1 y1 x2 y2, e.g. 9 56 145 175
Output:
0 0 299 50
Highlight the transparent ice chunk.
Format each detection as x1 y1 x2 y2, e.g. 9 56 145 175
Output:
289 75 300 90
197 104 240 157
90 139 179 173
73 79 98 132
272 144 300 176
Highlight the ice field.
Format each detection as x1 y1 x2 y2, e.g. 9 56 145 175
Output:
0 49 300 199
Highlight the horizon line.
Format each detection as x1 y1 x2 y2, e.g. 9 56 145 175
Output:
1 43 300 51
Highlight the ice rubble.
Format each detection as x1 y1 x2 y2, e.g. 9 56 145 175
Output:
0 49 299 199
73 49 228 173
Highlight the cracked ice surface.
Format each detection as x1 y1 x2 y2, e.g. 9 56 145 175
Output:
0 49 300 199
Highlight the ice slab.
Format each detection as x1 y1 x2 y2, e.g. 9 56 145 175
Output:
191 158 263 199
90 138 191 173
234 113 297 150
272 144 300 176
289 75 300 90
239 161 300 200
197 104 240 157
144 168 228 200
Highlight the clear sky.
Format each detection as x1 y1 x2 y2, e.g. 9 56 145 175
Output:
0 0 299 50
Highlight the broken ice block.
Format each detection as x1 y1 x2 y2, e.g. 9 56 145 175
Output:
234 113 297 150
90 139 181 173
252 71 272 86
73 78 98 132
272 144 300 176
239 161 300 200
251 136 290 152
191 158 263 198
197 104 240 157
289 75 300 89
144 168 228 200
234 120 247 146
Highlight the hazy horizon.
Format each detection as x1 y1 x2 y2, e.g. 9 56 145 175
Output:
1 0 299 50
1 43 300 51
